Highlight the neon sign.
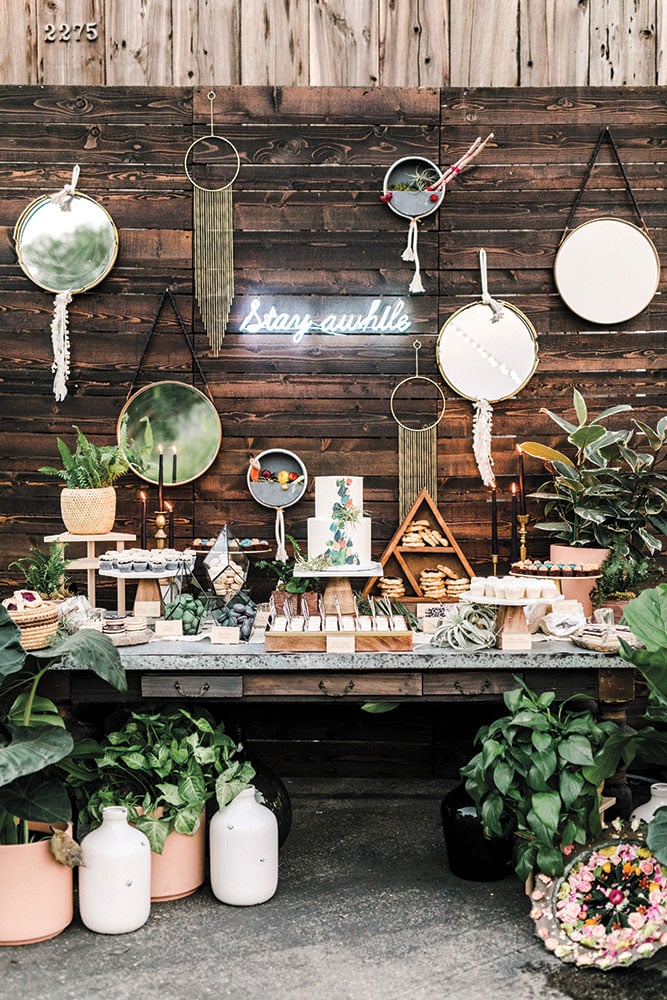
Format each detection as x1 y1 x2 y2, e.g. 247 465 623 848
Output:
238 297 412 345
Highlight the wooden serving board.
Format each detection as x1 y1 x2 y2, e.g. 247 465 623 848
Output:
264 629 413 653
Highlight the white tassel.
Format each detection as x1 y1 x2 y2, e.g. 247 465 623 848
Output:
472 397 495 487
402 218 425 294
50 290 73 402
275 508 288 562
50 164 80 212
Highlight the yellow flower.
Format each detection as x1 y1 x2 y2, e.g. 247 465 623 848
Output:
600 846 617 856
276 470 290 484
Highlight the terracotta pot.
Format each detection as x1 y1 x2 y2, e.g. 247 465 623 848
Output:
148 810 206 903
60 486 116 534
550 544 610 618
599 598 629 624
0 834 73 945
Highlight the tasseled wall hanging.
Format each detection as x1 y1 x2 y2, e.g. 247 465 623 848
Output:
184 90 240 355
390 340 446 521
380 135 494 295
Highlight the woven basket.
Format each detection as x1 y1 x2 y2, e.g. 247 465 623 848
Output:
7 602 59 650
60 486 116 534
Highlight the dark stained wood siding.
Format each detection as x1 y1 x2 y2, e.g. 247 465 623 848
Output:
0 85 665 601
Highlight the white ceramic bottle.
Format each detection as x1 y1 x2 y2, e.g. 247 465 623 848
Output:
209 786 279 905
79 806 152 934
631 782 667 824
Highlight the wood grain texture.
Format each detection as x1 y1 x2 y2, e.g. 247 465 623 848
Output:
449 0 520 86
37 0 105 86
380 0 449 87
590 0 658 85
172 0 240 86
309 0 379 86
240 0 308 86
106 0 173 86
520 0 590 86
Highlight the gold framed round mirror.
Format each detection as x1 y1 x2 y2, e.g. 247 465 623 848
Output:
436 301 539 403
117 382 222 486
554 218 660 325
14 192 118 294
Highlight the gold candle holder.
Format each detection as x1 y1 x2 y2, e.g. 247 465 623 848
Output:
154 511 167 549
491 553 499 577
517 514 530 563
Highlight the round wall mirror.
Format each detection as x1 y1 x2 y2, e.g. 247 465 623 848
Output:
436 301 539 402
117 382 222 486
14 193 118 294
554 218 660 324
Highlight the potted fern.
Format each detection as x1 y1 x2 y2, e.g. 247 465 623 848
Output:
9 542 73 600
40 420 150 535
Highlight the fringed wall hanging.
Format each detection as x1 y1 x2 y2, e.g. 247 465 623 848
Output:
380 134 494 294
390 340 446 521
13 164 118 401
435 250 539 487
184 90 240 355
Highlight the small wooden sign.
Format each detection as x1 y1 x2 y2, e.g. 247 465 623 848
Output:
326 635 355 653
134 601 162 619
417 603 450 633
154 619 183 638
210 625 241 645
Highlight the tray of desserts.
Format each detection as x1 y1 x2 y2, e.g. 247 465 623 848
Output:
510 558 601 579
265 611 413 652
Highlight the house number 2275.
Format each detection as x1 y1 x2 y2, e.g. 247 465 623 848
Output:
44 23 99 42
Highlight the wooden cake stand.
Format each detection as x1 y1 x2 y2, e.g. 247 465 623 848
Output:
293 563 384 614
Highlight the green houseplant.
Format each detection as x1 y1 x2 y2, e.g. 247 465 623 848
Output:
591 548 660 614
520 389 667 559
40 419 152 534
460 677 620 881
0 606 126 944
9 542 73 600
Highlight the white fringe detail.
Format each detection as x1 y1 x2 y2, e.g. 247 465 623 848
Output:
402 218 425 294
275 507 287 562
472 397 495 487
50 290 73 401
50 164 80 211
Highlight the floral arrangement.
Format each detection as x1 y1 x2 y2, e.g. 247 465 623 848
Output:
531 819 667 968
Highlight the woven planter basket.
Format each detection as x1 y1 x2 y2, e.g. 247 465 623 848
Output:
60 486 116 534
7 602 59 650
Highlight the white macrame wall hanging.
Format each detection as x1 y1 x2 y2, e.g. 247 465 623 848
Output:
13 164 118 401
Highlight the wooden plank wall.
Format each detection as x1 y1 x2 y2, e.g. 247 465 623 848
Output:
0 85 665 600
0 1 665 88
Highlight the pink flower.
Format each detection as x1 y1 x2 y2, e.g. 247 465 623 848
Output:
563 844 574 856
628 912 646 930
608 889 625 906
640 859 654 875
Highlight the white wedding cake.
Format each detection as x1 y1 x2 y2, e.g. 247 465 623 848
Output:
307 476 372 568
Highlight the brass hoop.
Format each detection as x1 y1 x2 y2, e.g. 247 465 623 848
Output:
184 91 240 192
390 340 446 432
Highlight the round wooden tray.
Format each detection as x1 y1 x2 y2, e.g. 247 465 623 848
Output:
107 629 154 646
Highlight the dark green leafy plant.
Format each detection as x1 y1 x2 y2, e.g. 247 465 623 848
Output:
72 706 255 854
9 542 73 600
460 677 620 881
40 418 151 489
255 535 314 594
520 389 667 558
0 607 126 845
591 548 660 607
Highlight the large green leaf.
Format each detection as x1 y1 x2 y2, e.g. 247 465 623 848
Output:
519 442 575 468
531 790 561 833
0 771 71 824
558 735 594 766
0 606 26 682
134 812 171 854
31 627 127 692
559 770 584 809
7 693 65 728
620 585 667 654
646 806 667 865
0 724 73 787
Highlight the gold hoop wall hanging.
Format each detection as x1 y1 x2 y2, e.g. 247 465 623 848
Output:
390 340 446 520
184 91 241 355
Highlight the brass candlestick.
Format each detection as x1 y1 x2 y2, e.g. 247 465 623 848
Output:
491 553 499 577
517 514 530 562
154 511 167 549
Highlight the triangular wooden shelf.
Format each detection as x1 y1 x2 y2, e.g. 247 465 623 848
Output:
362 489 474 602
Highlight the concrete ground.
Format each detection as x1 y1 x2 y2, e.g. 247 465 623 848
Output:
1 779 666 1000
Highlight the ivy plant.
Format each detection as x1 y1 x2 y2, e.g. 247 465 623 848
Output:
460 677 620 881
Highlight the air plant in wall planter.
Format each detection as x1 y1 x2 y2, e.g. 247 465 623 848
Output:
380 133 494 293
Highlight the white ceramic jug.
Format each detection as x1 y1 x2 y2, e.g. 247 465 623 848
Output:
79 805 151 934
631 782 667 825
209 786 278 905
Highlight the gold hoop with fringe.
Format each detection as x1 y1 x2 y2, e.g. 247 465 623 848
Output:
184 91 241 355
390 341 446 520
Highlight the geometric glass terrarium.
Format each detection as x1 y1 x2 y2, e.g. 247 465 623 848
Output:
203 525 249 600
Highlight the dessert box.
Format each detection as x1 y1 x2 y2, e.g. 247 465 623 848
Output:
264 613 413 652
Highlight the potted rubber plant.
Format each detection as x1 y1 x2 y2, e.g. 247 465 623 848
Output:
520 389 667 613
40 418 152 534
69 705 256 902
0 606 126 944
